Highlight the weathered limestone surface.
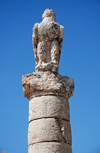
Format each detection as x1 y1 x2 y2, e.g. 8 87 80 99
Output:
29 95 70 122
32 9 64 73
22 8 74 153
29 142 72 153
28 118 71 145
22 71 74 152
22 71 74 99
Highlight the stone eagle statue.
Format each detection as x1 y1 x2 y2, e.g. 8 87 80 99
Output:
32 9 64 73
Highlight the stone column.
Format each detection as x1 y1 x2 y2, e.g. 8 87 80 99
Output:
22 72 74 153
22 9 74 153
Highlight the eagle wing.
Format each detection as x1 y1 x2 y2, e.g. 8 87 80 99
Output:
59 25 64 55
32 23 39 65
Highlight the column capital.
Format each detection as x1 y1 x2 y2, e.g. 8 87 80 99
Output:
22 71 74 100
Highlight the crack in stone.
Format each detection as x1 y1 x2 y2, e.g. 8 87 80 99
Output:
55 118 72 145
56 119 67 143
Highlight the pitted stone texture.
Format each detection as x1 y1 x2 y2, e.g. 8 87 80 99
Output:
22 71 74 99
29 95 70 122
32 9 64 73
29 142 72 153
59 120 72 145
28 118 71 145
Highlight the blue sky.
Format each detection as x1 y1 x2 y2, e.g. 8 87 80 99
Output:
0 0 100 153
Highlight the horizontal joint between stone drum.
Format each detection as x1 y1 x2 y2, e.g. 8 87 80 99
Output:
29 117 70 123
29 140 72 146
